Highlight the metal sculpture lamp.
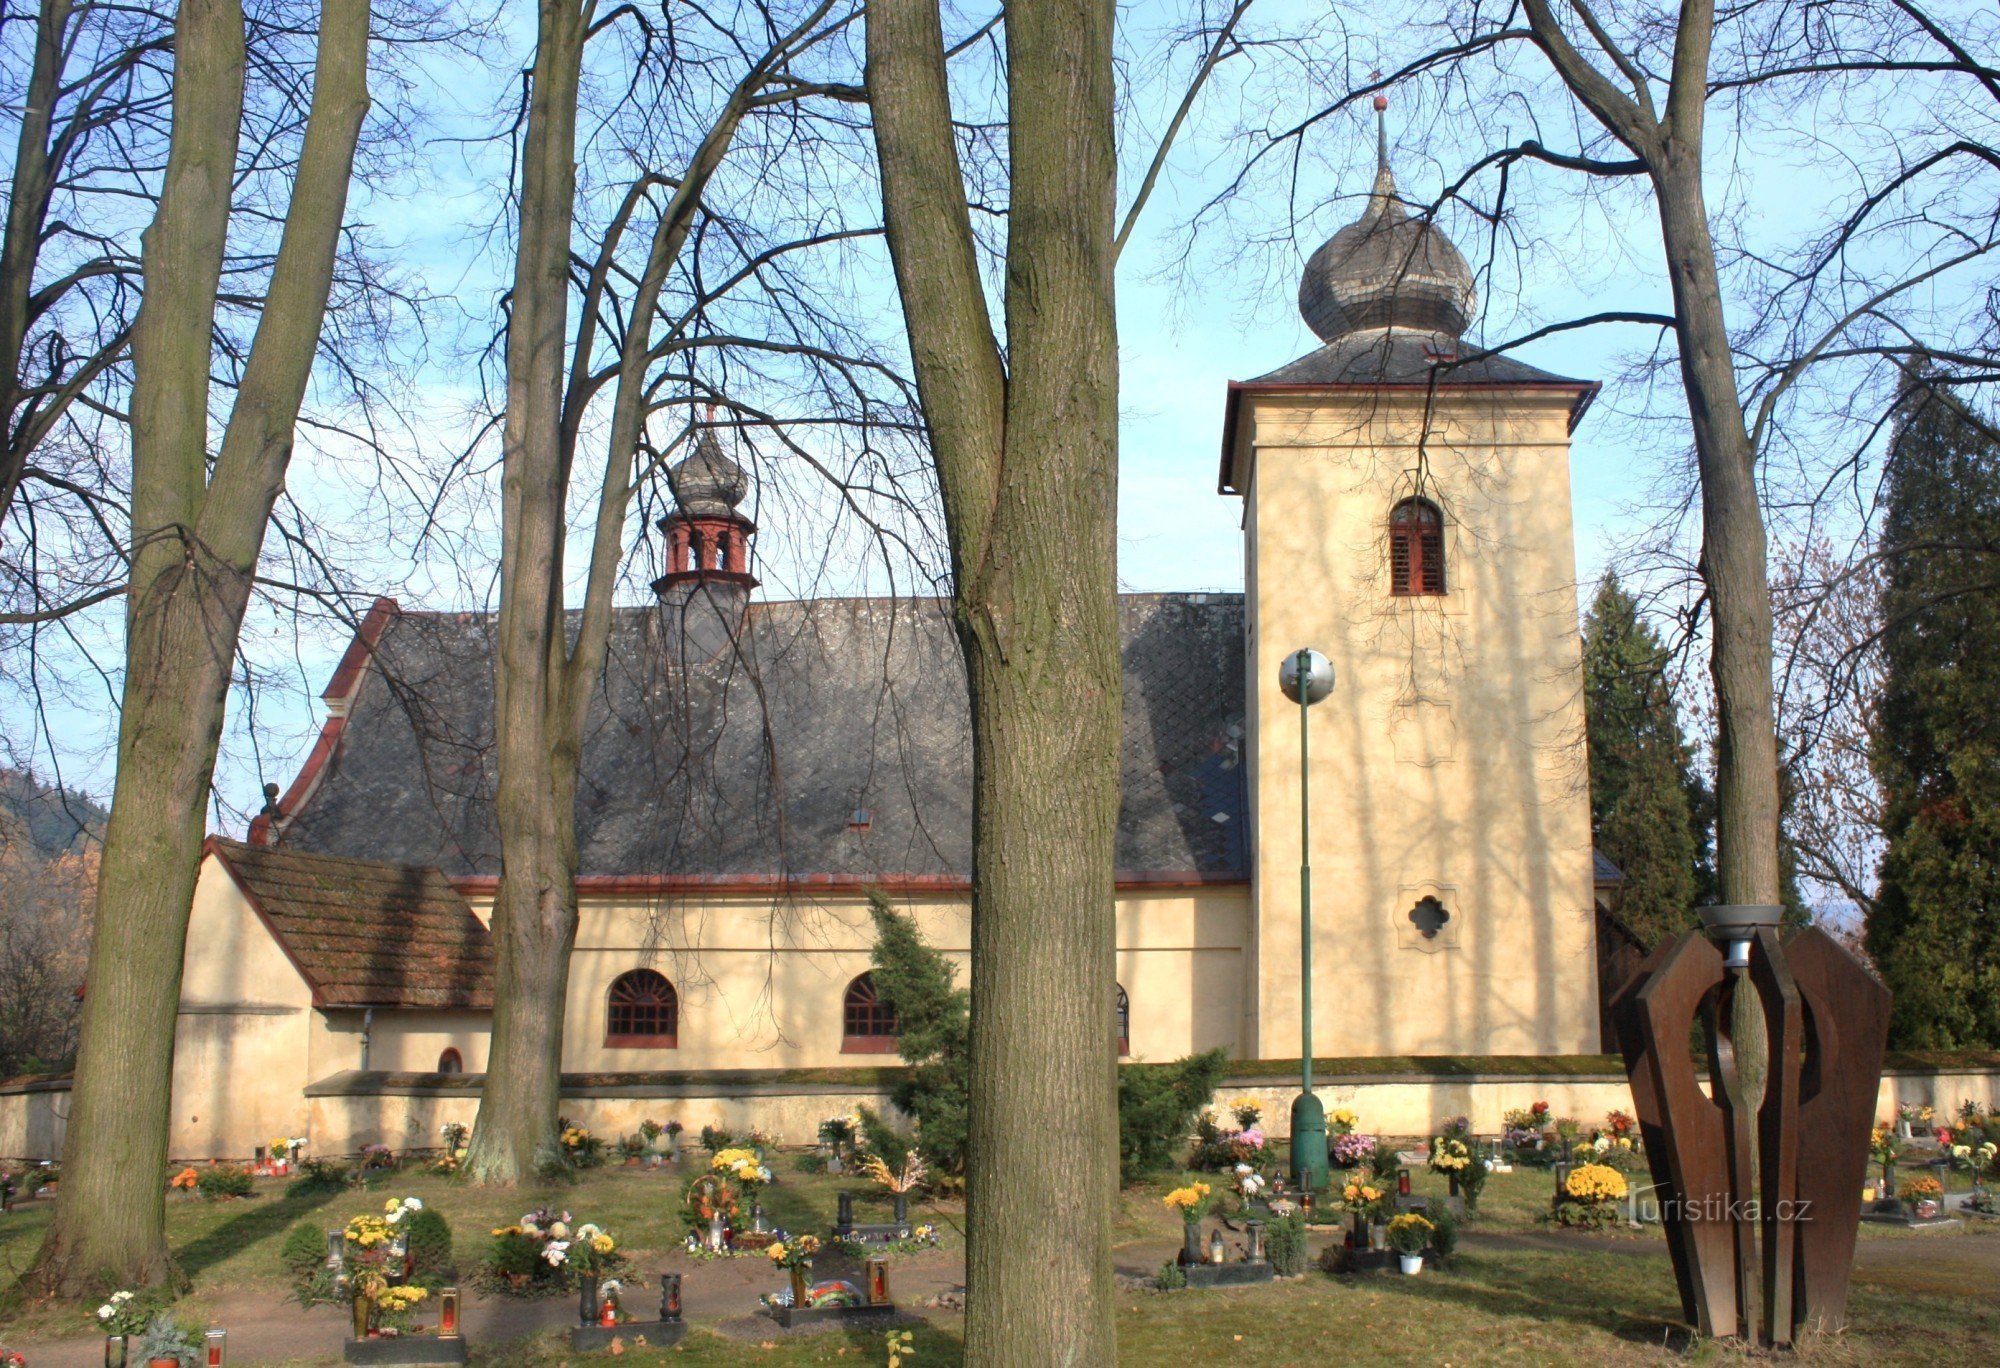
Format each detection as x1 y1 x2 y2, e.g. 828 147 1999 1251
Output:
1613 905 1890 1347
1278 647 1334 1191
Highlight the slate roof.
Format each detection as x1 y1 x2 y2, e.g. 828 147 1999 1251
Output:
208 837 495 1009
1249 329 1589 390
277 594 1249 882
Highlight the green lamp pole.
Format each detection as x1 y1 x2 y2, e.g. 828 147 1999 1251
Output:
1280 647 1333 1192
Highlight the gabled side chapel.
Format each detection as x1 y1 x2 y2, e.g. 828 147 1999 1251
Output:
163 127 1611 1156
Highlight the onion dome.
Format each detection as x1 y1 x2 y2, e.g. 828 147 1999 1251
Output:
666 413 749 517
1297 98 1477 344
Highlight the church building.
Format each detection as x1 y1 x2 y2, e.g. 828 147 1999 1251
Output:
154 132 1610 1156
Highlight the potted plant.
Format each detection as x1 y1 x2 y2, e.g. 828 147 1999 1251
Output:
133 1313 201 1368
1900 1173 1944 1219
1386 1213 1433 1274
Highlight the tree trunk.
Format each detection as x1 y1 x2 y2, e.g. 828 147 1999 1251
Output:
1652 151 1782 911
868 0 1122 1358
463 0 587 1187
23 0 370 1298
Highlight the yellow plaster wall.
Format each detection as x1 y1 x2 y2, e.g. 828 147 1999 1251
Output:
365 1012 493 1074
170 856 315 1157
1238 387 1598 1058
489 885 1256 1072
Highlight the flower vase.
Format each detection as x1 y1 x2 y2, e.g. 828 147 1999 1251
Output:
1399 1253 1423 1275
350 1293 373 1340
789 1267 809 1308
1882 1162 1897 1199
1369 1223 1387 1252
579 1274 600 1327
104 1336 128 1368
893 1192 909 1226
1448 1174 1461 1199
1349 1212 1367 1248
1181 1222 1202 1266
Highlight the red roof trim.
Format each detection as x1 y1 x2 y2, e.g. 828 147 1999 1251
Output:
447 871 1250 897
202 835 330 1009
249 597 399 845
1217 377 1601 496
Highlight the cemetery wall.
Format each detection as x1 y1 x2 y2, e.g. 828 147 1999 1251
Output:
2 1059 1995 1163
1238 388 1600 1059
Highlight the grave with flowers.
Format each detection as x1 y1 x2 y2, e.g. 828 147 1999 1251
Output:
831 1149 923 1243
1860 1122 1961 1228
332 1196 466 1365
762 1235 902 1328
561 1221 686 1351
1163 1179 1275 1288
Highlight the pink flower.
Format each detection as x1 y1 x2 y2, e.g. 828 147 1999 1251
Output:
1241 1128 1265 1148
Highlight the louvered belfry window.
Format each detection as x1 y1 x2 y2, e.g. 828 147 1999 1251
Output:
1390 497 1447 596
842 972 900 1053
606 968 679 1047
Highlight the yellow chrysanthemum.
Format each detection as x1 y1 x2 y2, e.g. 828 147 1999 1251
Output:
1564 1163 1628 1204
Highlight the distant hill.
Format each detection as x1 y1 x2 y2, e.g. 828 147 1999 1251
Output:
0 768 106 858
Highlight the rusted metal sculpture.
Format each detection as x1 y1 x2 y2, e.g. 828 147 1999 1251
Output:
1612 907 1890 1348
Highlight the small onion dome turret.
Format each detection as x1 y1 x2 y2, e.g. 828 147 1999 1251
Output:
666 420 749 517
1297 97 1477 344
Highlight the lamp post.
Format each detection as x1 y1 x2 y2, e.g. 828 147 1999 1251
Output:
1279 647 1334 1192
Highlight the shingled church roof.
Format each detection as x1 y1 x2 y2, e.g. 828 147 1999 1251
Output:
207 837 495 1008
273 594 1249 884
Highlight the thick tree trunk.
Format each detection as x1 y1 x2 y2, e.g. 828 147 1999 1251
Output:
23 0 369 1298
463 0 587 1187
869 0 1122 1359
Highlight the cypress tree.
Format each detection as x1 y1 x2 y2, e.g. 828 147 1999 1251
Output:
1583 575 1706 947
1868 378 2000 1048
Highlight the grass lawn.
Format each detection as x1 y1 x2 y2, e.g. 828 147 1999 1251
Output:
1 1152 1993 1364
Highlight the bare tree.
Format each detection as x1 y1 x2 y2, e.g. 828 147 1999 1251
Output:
867 0 1125 1359
21 0 371 1297
465 0 915 1183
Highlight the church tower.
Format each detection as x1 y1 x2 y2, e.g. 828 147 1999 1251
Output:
1222 100 1601 1058
654 407 757 659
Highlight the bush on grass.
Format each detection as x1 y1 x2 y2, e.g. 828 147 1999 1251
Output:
1119 1049 1227 1181
284 1157 351 1199
195 1164 253 1200
405 1206 455 1288
1263 1210 1309 1275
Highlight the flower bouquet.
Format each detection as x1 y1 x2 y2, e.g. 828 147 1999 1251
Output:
1330 1131 1376 1169
482 1207 573 1294
681 1174 742 1253
1164 1180 1216 1264
713 1146 774 1190
1427 1126 1488 1210
559 1124 608 1170
766 1233 824 1303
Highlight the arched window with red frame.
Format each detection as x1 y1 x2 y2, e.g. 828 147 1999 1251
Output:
1389 497 1447 596
842 972 899 1053
436 1047 463 1074
1115 984 1131 1057
605 968 679 1048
